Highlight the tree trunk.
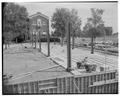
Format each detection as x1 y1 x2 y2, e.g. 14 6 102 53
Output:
91 35 94 54
35 34 36 49
72 31 75 49
5 43 7 49
24 34 26 42
39 30 41 52
32 33 33 47
8 41 10 47
16 38 18 43
61 30 64 47
61 37 64 46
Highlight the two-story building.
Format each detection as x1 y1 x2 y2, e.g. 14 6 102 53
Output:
29 12 49 41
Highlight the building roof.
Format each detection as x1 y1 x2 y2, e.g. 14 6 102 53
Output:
29 12 49 20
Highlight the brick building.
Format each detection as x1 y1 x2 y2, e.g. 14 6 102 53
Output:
29 12 49 41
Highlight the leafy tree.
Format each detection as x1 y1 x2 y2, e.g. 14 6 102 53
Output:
51 8 70 46
83 8 104 54
3 3 29 49
104 27 113 36
70 9 81 49
51 8 81 47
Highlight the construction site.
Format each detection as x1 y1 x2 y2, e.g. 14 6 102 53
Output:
3 2 118 94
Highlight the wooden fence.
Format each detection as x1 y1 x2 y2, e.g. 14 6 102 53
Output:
3 70 118 94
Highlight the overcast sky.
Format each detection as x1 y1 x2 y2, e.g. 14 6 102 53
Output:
17 2 118 33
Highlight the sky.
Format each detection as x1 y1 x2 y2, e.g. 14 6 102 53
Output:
17 2 118 33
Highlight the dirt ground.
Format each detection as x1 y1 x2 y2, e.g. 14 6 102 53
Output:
3 44 72 84
3 42 118 84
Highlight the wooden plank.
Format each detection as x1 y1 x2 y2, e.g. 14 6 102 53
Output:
56 78 59 93
29 82 33 94
113 83 117 94
83 77 86 93
87 76 91 93
98 86 101 93
79 77 82 93
86 76 89 93
69 77 71 93
33 82 36 94
34 81 38 93
85 76 89 93
89 79 117 87
39 86 57 91
81 77 84 93
72 77 74 93
76 78 81 93
31 82 35 93
77 77 80 93
53 87 57 93
91 86 95 93
20 83 24 94
18 84 22 94
110 84 113 93
76 78 79 93
5 69 118 94
14 84 18 94
95 86 99 93
106 84 109 93
23 83 27 94
12 85 15 94
67 77 70 93
64 77 67 93
61 78 64 93
63 78 65 93
109 84 111 94
74 70 117 78
58 78 61 93
104 84 107 93
26 83 29 94
73 78 76 93
47 89 50 93
35 81 39 93
57 78 61 93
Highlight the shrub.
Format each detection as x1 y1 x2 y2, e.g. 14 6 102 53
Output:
38 37 60 42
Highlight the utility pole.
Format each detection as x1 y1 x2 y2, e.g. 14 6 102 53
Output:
66 22 71 72
47 20 50 57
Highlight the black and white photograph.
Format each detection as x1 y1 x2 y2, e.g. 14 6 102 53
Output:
2 1 118 94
